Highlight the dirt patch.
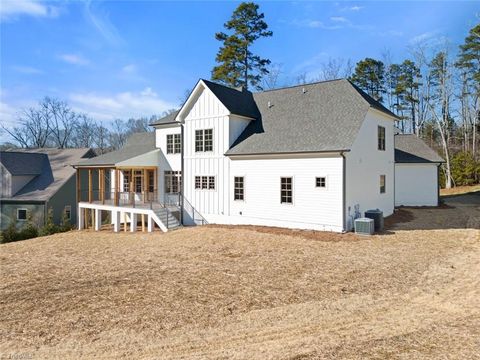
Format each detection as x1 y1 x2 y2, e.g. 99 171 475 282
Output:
1 226 479 359
440 184 480 196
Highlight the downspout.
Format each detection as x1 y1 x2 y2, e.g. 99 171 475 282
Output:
180 123 185 225
437 163 441 206
341 152 346 232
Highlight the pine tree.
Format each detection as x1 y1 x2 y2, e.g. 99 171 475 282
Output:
212 2 272 90
457 24 480 84
397 60 421 134
349 58 386 102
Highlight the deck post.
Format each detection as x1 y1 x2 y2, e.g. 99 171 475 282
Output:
76 168 81 204
91 208 95 229
114 169 119 206
141 213 145 232
130 212 137 232
147 214 153 232
78 205 84 230
88 169 93 203
113 211 120 232
94 209 101 231
123 212 127 232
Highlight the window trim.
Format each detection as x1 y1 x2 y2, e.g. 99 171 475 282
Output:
195 175 216 191
164 170 182 194
17 208 27 221
234 176 245 201
378 125 386 151
380 174 386 194
195 128 214 153
167 133 181 154
64 205 72 220
315 176 327 189
280 176 294 205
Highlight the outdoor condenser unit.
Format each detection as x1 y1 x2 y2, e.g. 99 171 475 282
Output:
354 218 375 235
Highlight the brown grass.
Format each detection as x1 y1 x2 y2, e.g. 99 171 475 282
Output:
440 184 480 196
1 221 479 359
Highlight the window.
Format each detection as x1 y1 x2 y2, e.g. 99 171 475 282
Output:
195 176 215 190
234 176 244 201
165 171 182 193
148 170 155 193
378 126 386 151
281 177 293 204
123 171 131 192
134 170 143 193
17 209 27 221
380 175 386 194
195 129 214 152
64 206 71 220
315 177 326 188
167 134 181 154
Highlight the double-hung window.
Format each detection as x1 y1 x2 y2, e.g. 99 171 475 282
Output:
234 177 244 201
195 176 215 190
195 129 213 152
378 126 386 151
281 177 293 204
166 134 181 154
165 171 182 193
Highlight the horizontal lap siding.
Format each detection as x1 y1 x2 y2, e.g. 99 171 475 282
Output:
228 157 344 230
395 164 438 206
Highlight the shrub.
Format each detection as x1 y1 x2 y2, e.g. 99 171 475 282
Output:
451 151 480 186
1 222 19 243
39 208 58 236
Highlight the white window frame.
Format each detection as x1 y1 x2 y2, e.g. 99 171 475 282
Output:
64 205 72 220
234 176 245 201
195 175 216 191
315 176 327 189
378 125 386 151
380 175 386 194
195 129 214 153
17 208 27 221
280 177 294 205
166 134 181 154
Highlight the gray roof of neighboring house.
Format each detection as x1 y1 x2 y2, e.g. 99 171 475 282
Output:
150 110 180 126
75 132 156 167
395 134 445 163
226 79 398 155
0 151 47 175
2 148 93 201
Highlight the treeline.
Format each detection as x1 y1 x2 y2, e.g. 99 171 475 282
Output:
1 97 175 154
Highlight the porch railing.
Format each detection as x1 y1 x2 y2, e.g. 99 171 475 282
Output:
79 190 160 209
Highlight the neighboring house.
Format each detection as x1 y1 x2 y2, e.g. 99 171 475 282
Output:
394 134 444 206
75 78 443 233
0 148 94 231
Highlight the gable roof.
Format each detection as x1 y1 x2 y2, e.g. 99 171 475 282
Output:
395 134 445 163
75 132 156 167
2 148 93 201
150 110 180 126
226 79 397 155
0 152 47 175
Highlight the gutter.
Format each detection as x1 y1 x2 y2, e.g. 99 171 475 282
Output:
180 123 185 225
225 149 351 157
341 152 347 232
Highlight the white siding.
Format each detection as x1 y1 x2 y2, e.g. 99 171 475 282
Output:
395 163 438 206
218 155 344 232
155 125 182 200
345 109 395 230
183 87 231 218
229 115 251 147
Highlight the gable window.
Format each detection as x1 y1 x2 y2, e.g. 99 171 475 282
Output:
281 177 293 204
64 206 71 220
17 209 27 221
315 177 326 188
380 175 386 194
234 176 244 201
195 129 214 152
165 171 182 193
378 126 386 151
167 134 181 154
195 176 215 190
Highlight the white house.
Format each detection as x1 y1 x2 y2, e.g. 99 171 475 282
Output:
74 78 443 233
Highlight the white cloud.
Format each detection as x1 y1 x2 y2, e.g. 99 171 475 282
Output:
122 64 137 74
0 0 60 21
69 88 176 121
11 65 43 74
330 16 348 23
291 19 342 30
59 54 90 66
342 5 363 11
84 0 123 46
409 31 437 44
0 101 19 129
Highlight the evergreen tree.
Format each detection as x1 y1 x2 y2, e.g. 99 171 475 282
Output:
397 60 421 134
457 24 480 85
212 2 272 90
349 58 386 102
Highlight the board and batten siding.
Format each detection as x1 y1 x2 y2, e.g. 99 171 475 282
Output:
345 109 395 230
395 163 439 206
219 155 344 232
155 124 182 201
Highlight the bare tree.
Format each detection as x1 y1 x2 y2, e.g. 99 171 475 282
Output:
318 58 344 81
72 115 97 148
109 119 128 150
262 63 283 90
42 97 79 148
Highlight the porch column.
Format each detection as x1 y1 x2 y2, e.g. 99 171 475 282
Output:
78 205 84 230
130 212 137 232
147 214 154 232
88 169 93 203
114 169 120 206
76 168 81 204
113 211 120 232
94 209 102 231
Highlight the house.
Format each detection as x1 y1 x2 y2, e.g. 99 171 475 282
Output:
0 148 94 230
394 134 444 206
74 78 443 233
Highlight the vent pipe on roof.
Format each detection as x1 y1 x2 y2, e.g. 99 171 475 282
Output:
268 101 273 108
302 87 306 94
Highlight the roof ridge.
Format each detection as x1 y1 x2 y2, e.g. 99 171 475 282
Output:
257 78 346 93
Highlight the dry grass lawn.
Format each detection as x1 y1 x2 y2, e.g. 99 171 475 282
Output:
440 184 480 196
1 205 479 359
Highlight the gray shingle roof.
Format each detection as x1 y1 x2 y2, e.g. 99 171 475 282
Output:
75 132 156 167
395 134 445 163
2 148 93 201
0 152 47 175
226 79 395 155
150 110 180 126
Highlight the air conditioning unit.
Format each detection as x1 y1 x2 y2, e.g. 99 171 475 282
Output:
354 218 374 235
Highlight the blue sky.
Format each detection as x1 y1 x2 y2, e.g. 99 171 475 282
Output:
0 0 478 141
